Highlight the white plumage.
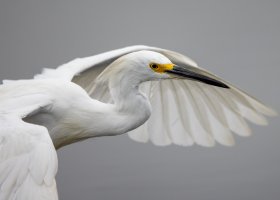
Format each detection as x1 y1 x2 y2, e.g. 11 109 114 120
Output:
0 45 277 199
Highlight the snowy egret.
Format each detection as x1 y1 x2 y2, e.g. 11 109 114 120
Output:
0 45 277 199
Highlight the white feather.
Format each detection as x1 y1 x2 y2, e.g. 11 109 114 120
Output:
0 116 58 200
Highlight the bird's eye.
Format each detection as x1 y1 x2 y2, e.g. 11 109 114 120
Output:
150 63 159 69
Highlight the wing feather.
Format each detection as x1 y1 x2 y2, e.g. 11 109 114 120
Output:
0 116 58 200
203 86 252 137
218 88 268 125
160 81 191 146
147 81 171 146
184 81 213 134
195 83 228 128
192 83 235 146
177 81 215 147
0 85 58 200
169 80 194 146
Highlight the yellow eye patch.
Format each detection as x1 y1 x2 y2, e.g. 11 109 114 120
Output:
149 63 174 73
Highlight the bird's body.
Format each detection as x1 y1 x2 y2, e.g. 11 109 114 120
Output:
1 77 148 149
0 46 277 200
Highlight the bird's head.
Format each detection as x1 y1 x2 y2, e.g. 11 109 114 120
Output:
119 50 229 88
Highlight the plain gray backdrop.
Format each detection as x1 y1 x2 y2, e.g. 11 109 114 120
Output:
0 0 279 200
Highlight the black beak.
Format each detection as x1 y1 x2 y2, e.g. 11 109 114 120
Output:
166 65 229 88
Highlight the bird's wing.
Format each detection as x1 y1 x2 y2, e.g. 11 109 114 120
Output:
34 45 197 103
128 79 276 147
34 45 161 81
35 45 277 146
0 85 58 200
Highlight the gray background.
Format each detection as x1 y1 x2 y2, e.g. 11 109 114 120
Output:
0 0 279 200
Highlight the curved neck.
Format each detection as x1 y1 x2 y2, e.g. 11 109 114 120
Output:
52 66 152 148
109 73 141 111
52 79 151 148
108 74 151 133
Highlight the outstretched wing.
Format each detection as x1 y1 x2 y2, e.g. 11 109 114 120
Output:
128 79 276 147
0 84 58 200
35 45 277 146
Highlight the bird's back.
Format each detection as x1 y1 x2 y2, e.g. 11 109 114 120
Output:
0 79 95 146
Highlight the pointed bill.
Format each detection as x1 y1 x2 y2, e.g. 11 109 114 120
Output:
166 65 229 88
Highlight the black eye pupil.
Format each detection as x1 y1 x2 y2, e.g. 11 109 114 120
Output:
151 64 158 69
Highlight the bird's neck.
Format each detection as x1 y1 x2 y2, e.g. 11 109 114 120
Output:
53 79 151 148
63 75 151 139
110 74 142 110
52 67 153 149
108 74 151 133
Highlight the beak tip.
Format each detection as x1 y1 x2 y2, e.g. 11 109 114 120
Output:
215 82 230 89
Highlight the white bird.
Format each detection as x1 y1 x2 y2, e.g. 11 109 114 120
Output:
0 45 277 199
